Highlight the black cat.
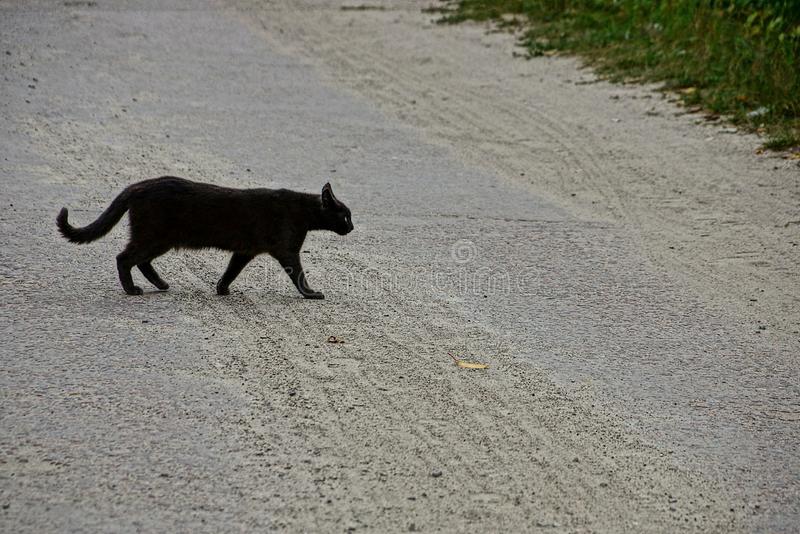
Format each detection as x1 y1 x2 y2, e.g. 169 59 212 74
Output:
57 176 353 299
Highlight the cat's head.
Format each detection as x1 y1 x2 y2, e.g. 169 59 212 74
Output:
321 183 353 235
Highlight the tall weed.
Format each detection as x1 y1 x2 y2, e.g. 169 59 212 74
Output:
436 0 800 148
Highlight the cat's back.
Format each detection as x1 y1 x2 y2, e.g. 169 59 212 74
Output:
129 176 237 200
127 177 316 216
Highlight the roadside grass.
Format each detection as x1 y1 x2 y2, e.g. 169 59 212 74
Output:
428 1 800 150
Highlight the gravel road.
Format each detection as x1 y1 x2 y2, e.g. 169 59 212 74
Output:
1 1 797 532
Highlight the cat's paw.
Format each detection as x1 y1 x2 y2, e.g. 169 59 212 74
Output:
216 283 230 296
154 281 169 291
303 291 325 300
125 286 144 296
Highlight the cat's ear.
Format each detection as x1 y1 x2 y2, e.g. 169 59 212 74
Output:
321 182 338 208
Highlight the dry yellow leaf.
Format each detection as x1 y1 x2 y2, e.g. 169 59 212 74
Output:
456 360 489 369
448 352 489 369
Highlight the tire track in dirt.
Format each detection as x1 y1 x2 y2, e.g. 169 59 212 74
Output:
175 237 744 531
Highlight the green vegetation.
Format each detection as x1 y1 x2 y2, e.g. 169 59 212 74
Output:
431 1 800 149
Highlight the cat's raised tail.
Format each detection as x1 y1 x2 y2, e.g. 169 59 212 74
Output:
57 188 132 244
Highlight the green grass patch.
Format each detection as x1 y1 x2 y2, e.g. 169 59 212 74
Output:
431 0 800 149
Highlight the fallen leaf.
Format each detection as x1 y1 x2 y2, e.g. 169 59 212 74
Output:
457 360 489 369
327 335 345 344
448 352 488 370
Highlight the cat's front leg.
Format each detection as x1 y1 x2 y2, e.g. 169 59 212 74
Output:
277 253 324 300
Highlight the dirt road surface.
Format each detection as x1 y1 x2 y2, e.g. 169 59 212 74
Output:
2 1 798 532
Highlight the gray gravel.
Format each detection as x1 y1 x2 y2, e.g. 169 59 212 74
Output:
1 1 797 532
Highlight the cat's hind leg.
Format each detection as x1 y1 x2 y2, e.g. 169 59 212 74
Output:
276 252 324 300
117 244 167 295
138 261 169 291
217 253 255 295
